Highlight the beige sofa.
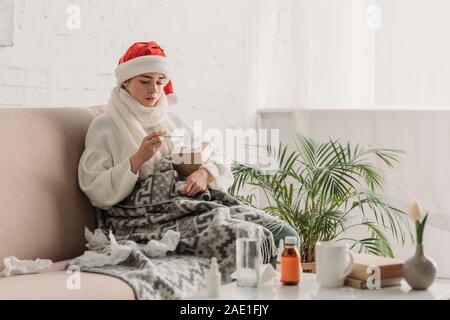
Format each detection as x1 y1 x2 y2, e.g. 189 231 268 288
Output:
0 106 135 299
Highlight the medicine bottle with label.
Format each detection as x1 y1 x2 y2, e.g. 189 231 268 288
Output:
281 236 300 286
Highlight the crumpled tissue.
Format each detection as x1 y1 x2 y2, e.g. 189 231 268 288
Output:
84 227 110 249
141 229 180 257
230 263 280 287
0 256 53 277
76 227 181 268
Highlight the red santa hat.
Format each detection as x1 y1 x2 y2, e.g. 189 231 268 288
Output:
115 41 178 105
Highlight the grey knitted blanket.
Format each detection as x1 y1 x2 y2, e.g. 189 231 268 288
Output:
66 157 285 300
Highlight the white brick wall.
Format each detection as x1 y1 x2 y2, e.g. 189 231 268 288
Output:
0 0 258 130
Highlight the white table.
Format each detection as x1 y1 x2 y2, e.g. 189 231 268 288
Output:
192 273 450 300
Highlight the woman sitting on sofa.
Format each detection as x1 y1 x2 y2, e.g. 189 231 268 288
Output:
77 41 300 266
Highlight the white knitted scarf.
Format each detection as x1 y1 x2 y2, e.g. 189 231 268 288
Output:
106 86 172 179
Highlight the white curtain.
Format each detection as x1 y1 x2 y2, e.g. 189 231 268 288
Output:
252 0 299 109
253 0 373 109
258 0 450 109
375 0 450 107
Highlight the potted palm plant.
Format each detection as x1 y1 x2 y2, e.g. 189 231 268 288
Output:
229 133 413 272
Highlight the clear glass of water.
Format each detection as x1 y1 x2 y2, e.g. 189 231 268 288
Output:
236 230 261 288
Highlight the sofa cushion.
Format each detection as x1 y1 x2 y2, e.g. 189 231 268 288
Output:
0 260 135 300
0 106 106 269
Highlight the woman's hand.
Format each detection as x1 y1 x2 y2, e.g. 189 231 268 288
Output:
130 131 166 174
182 168 214 196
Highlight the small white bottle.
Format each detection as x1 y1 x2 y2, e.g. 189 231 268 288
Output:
276 239 284 272
206 257 221 297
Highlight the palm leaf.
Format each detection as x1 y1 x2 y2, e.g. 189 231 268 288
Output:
229 133 412 262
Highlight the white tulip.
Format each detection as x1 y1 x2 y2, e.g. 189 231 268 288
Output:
410 201 423 222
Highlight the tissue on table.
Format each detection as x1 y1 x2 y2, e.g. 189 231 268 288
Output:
230 263 280 287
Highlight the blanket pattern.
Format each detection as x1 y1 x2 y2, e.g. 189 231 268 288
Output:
67 157 286 300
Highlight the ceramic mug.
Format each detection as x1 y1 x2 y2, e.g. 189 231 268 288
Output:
315 241 355 288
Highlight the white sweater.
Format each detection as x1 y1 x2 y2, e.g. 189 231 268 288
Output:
78 111 234 210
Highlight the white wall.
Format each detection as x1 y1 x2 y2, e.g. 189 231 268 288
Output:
0 0 260 131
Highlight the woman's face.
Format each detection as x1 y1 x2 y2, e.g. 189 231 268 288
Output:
122 72 167 107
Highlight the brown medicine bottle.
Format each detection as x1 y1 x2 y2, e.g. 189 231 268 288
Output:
281 236 300 286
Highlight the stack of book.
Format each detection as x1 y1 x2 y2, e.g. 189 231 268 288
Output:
344 254 404 289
